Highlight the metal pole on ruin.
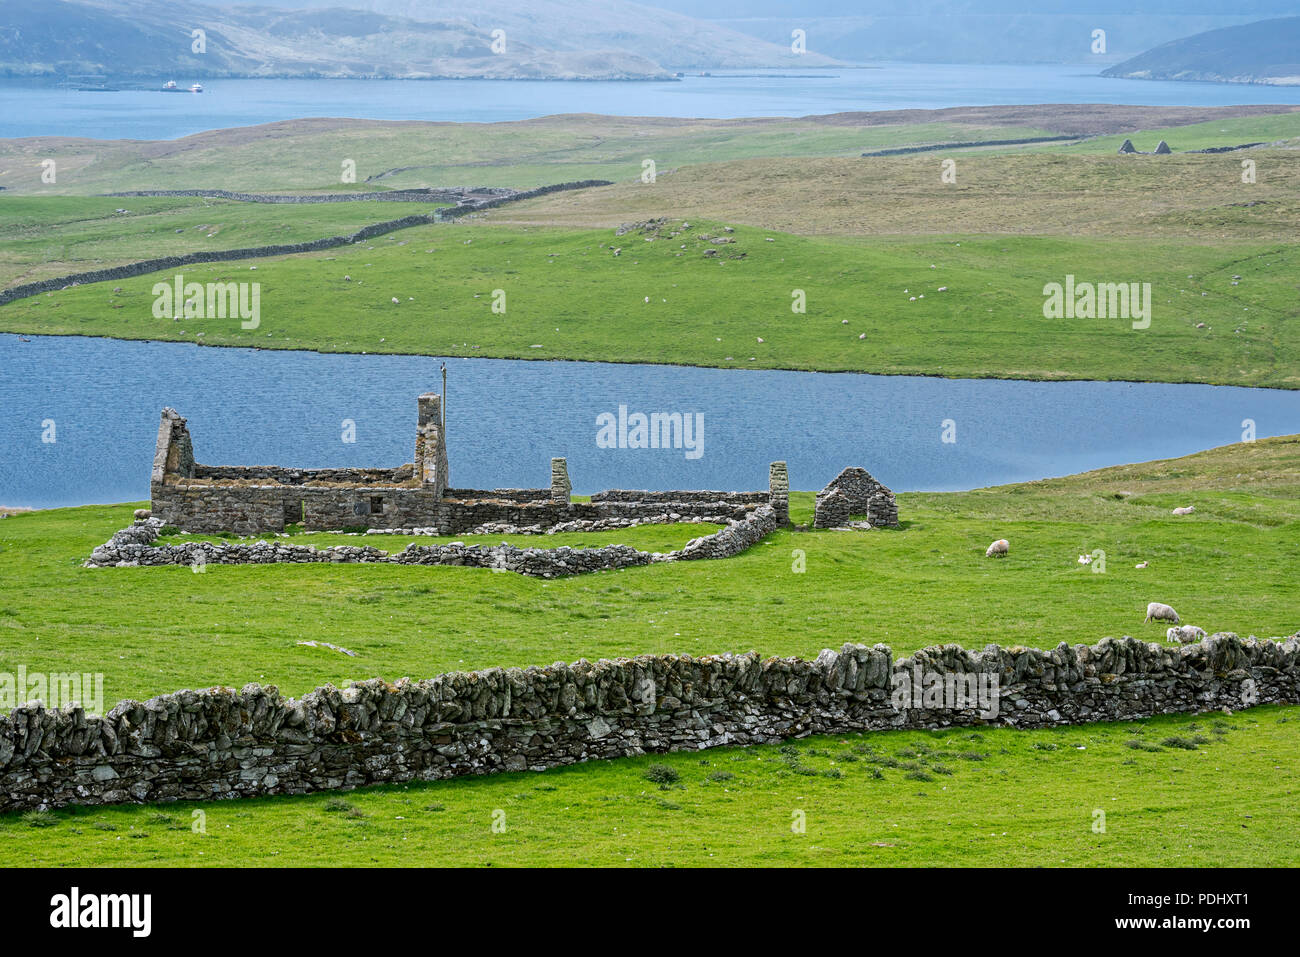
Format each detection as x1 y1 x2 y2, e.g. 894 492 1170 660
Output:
440 362 447 438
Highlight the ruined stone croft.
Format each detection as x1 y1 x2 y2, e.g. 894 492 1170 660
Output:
152 393 781 535
149 393 894 537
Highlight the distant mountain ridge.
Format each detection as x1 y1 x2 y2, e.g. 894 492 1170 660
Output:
1102 16 1300 85
0 0 833 81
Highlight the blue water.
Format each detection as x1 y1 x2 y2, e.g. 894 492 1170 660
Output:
5 65 1300 140
2 334 1297 509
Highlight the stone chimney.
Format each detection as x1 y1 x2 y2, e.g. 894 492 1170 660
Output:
415 393 448 496
151 407 195 491
551 458 571 504
769 461 789 525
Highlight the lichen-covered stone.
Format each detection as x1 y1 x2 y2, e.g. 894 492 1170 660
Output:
2 632 1294 813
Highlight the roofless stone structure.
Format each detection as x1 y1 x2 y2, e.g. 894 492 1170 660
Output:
150 392 810 536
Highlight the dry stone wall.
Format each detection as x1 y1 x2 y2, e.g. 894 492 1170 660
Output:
3 632 1295 813
0 214 441 306
103 188 488 204
153 485 764 536
813 487 850 528
589 490 768 504
0 181 611 307
85 507 778 578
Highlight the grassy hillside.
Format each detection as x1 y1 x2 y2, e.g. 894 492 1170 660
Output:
0 195 444 288
0 115 1051 196
0 435 1297 866
3 106 1295 196
3 220 1297 389
496 149 1300 239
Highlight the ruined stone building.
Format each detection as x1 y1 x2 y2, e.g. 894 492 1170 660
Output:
150 393 795 535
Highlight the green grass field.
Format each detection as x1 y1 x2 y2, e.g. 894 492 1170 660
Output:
3 219 1296 388
0 195 444 288
0 436 1296 866
5 436 1296 704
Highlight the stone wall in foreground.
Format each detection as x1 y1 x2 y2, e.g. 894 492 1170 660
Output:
2 632 1296 812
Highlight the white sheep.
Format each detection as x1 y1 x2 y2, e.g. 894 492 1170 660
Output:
986 539 1009 557
1145 602 1180 624
1172 506 1195 516
133 508 151 521
1166 625 1206 644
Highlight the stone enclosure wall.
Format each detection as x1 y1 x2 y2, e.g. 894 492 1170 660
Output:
0 213 440 307
3 632 1295 813
0 180 611 307
86 506 780 578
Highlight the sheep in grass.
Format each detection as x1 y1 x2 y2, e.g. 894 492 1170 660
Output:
1166 625 1207 644
1172 506 1196 516
985 539 1009 557
133 508 151 521
1145 602 1180 624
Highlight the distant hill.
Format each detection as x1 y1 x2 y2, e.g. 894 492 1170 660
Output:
1102 17 1300 85
201 0 1300 66
0 0 830 81
345 0 837 70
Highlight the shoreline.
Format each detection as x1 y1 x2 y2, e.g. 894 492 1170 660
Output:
3 330 1298 394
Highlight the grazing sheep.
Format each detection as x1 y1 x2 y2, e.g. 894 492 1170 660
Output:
986 539 1009 557
1172 506 1196 516
1145 602 1180 624
1166 625 1207 644
133 508 151 521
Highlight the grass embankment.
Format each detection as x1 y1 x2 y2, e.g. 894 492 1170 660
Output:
2 219 1296 388
0 437 1297 866
0 195 445 289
